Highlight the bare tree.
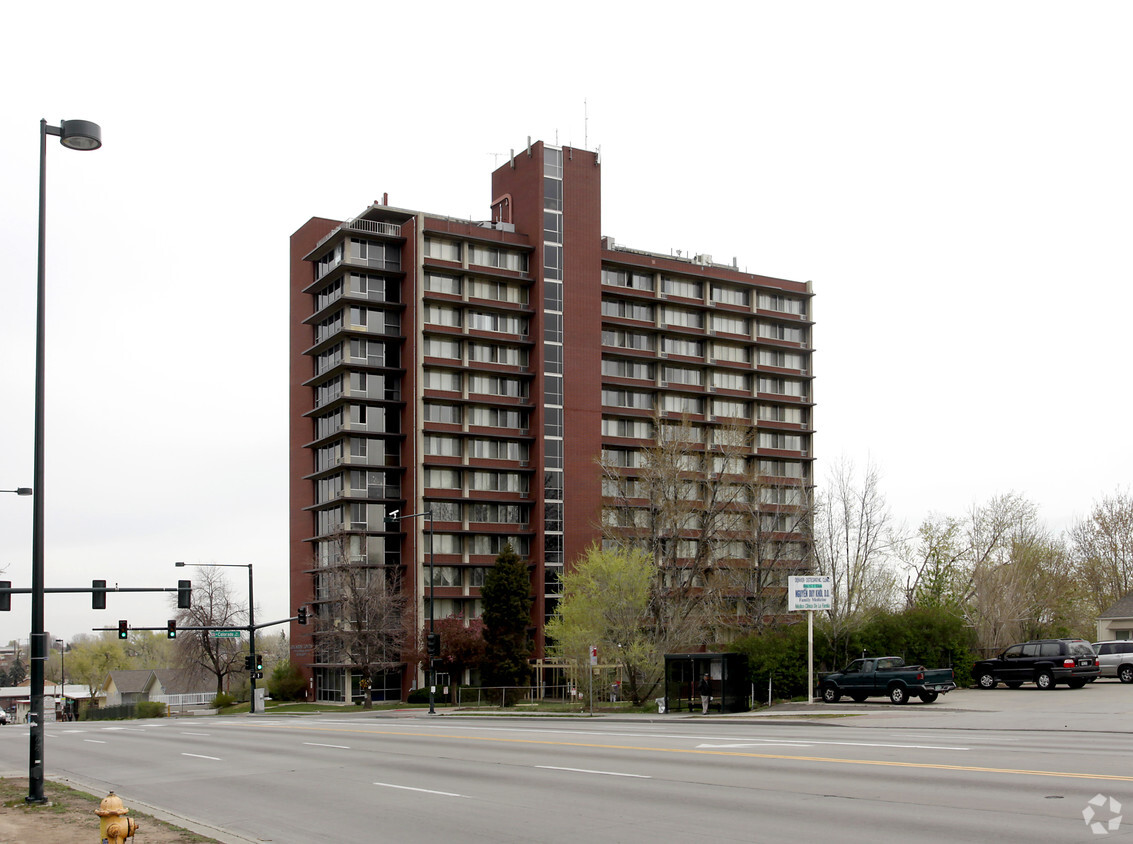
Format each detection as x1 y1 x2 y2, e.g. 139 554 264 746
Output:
598 416 814 645
1070 490 1133 614
812 458 896 660
174 566 246 696
315 531 409 708
959 494 1089 651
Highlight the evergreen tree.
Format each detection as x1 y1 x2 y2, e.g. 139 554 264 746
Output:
480 543 531 688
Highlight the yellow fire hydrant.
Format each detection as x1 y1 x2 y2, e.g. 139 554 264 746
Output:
95 791 138 843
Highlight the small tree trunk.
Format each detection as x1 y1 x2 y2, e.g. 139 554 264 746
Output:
364 689 373 710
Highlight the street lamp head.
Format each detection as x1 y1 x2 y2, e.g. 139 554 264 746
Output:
58 120 101 151
2 488 32 496
174 561 186 567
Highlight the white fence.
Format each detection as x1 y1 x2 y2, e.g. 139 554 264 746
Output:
152 693 214 711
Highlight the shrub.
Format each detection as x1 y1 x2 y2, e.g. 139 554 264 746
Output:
211 692 236 709
267 661 307 701
136 701 166 719
407 688 429 704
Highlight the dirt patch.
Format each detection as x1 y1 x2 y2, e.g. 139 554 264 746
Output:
0 778 217 843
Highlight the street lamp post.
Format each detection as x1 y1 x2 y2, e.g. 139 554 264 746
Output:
28 118 101 805
175 562 258 713
387 509 435 714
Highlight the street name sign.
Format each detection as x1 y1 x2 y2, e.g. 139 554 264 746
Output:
211 630 242 638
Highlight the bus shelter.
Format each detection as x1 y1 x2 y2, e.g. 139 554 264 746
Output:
662 653 749 713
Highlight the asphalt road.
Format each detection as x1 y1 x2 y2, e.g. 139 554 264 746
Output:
2 683 1132 843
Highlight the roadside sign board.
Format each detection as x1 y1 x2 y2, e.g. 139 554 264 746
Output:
788 576 832 611
211 630 242 638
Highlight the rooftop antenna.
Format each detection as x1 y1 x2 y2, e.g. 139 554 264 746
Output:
584 98 588 149
487 152 504 166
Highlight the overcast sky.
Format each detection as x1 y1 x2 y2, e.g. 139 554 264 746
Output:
2 2 1131 647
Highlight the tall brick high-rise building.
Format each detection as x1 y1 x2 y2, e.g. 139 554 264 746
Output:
289 141 814 702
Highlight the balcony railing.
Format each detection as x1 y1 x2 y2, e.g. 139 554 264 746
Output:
316 217 403 250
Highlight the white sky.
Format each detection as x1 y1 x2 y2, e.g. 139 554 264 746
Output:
2 2 1131 647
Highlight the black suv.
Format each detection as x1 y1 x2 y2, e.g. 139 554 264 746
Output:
972 639 1099 690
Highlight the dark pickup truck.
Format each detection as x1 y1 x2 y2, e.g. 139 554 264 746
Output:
819 656 957 705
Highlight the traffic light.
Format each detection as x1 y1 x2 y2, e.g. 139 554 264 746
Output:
117 620 128 640
92 579 106 610
255 653 264 672
167 619 177 639
177 580 192 609
427 632 441 657
244 655 254 671
297 606 307 625
0 582 9 612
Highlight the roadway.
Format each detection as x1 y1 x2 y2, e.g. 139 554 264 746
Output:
1 683 1131 843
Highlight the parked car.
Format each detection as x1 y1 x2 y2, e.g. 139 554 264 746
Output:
973 639 1099 690
1092 641 1133 683
819 656 957 704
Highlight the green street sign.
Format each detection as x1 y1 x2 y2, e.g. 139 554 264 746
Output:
211 630 242 638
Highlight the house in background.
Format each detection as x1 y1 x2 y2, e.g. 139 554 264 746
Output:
1097 593 1133 640
103 669 214 712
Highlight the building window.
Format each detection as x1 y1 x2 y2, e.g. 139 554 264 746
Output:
758 322 807 344
661 306 704 329
712 314 749 335
425 305 462 328
711 284 751 307
602 389 653 410
662 337 704 357
467 406 527 429
758 349 806 370
423 468 461 489
602 299 654 321
469 374 528 398
757 377 806 398
662 276 703 299
712 371 752 391
468 310 528 335
424 337 462 360
423 403 462 424
424 434 462 457
468 245 528 273
425 273 461 295
662 394 704 414
424 500 462 521
758 293 807 317
663 366 703 386
424 238 462 262
601 329 653 351
601 417 653 439
602 358 655 380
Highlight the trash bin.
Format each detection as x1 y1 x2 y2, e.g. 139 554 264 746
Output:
656 697 667 714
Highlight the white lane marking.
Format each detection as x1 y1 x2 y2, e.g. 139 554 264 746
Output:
537 766 651 779
182 753 222 761
83 739 107 744
304 742 350 749
373 782 466 797
698 742 812 748
180 732 211 737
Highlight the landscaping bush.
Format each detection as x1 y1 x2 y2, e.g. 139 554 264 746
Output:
211 692 235 709
267 662 307 701
135 701 167 719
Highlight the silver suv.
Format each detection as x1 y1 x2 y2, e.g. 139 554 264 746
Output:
1092 641 1133 683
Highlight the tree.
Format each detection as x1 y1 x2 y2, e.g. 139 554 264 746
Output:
122 631 175 670
896 514 966 611
812 459 897 662
173 566 246 696
546 544 664 704
318 555 408 709
66 633 132 700
267 661 307 701
1071 491 1133 614
598 416 814 642
430 615 485 689
958 493 1090 652
480 543 531 689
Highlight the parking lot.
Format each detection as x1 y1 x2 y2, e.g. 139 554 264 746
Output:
758 677 1133 732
